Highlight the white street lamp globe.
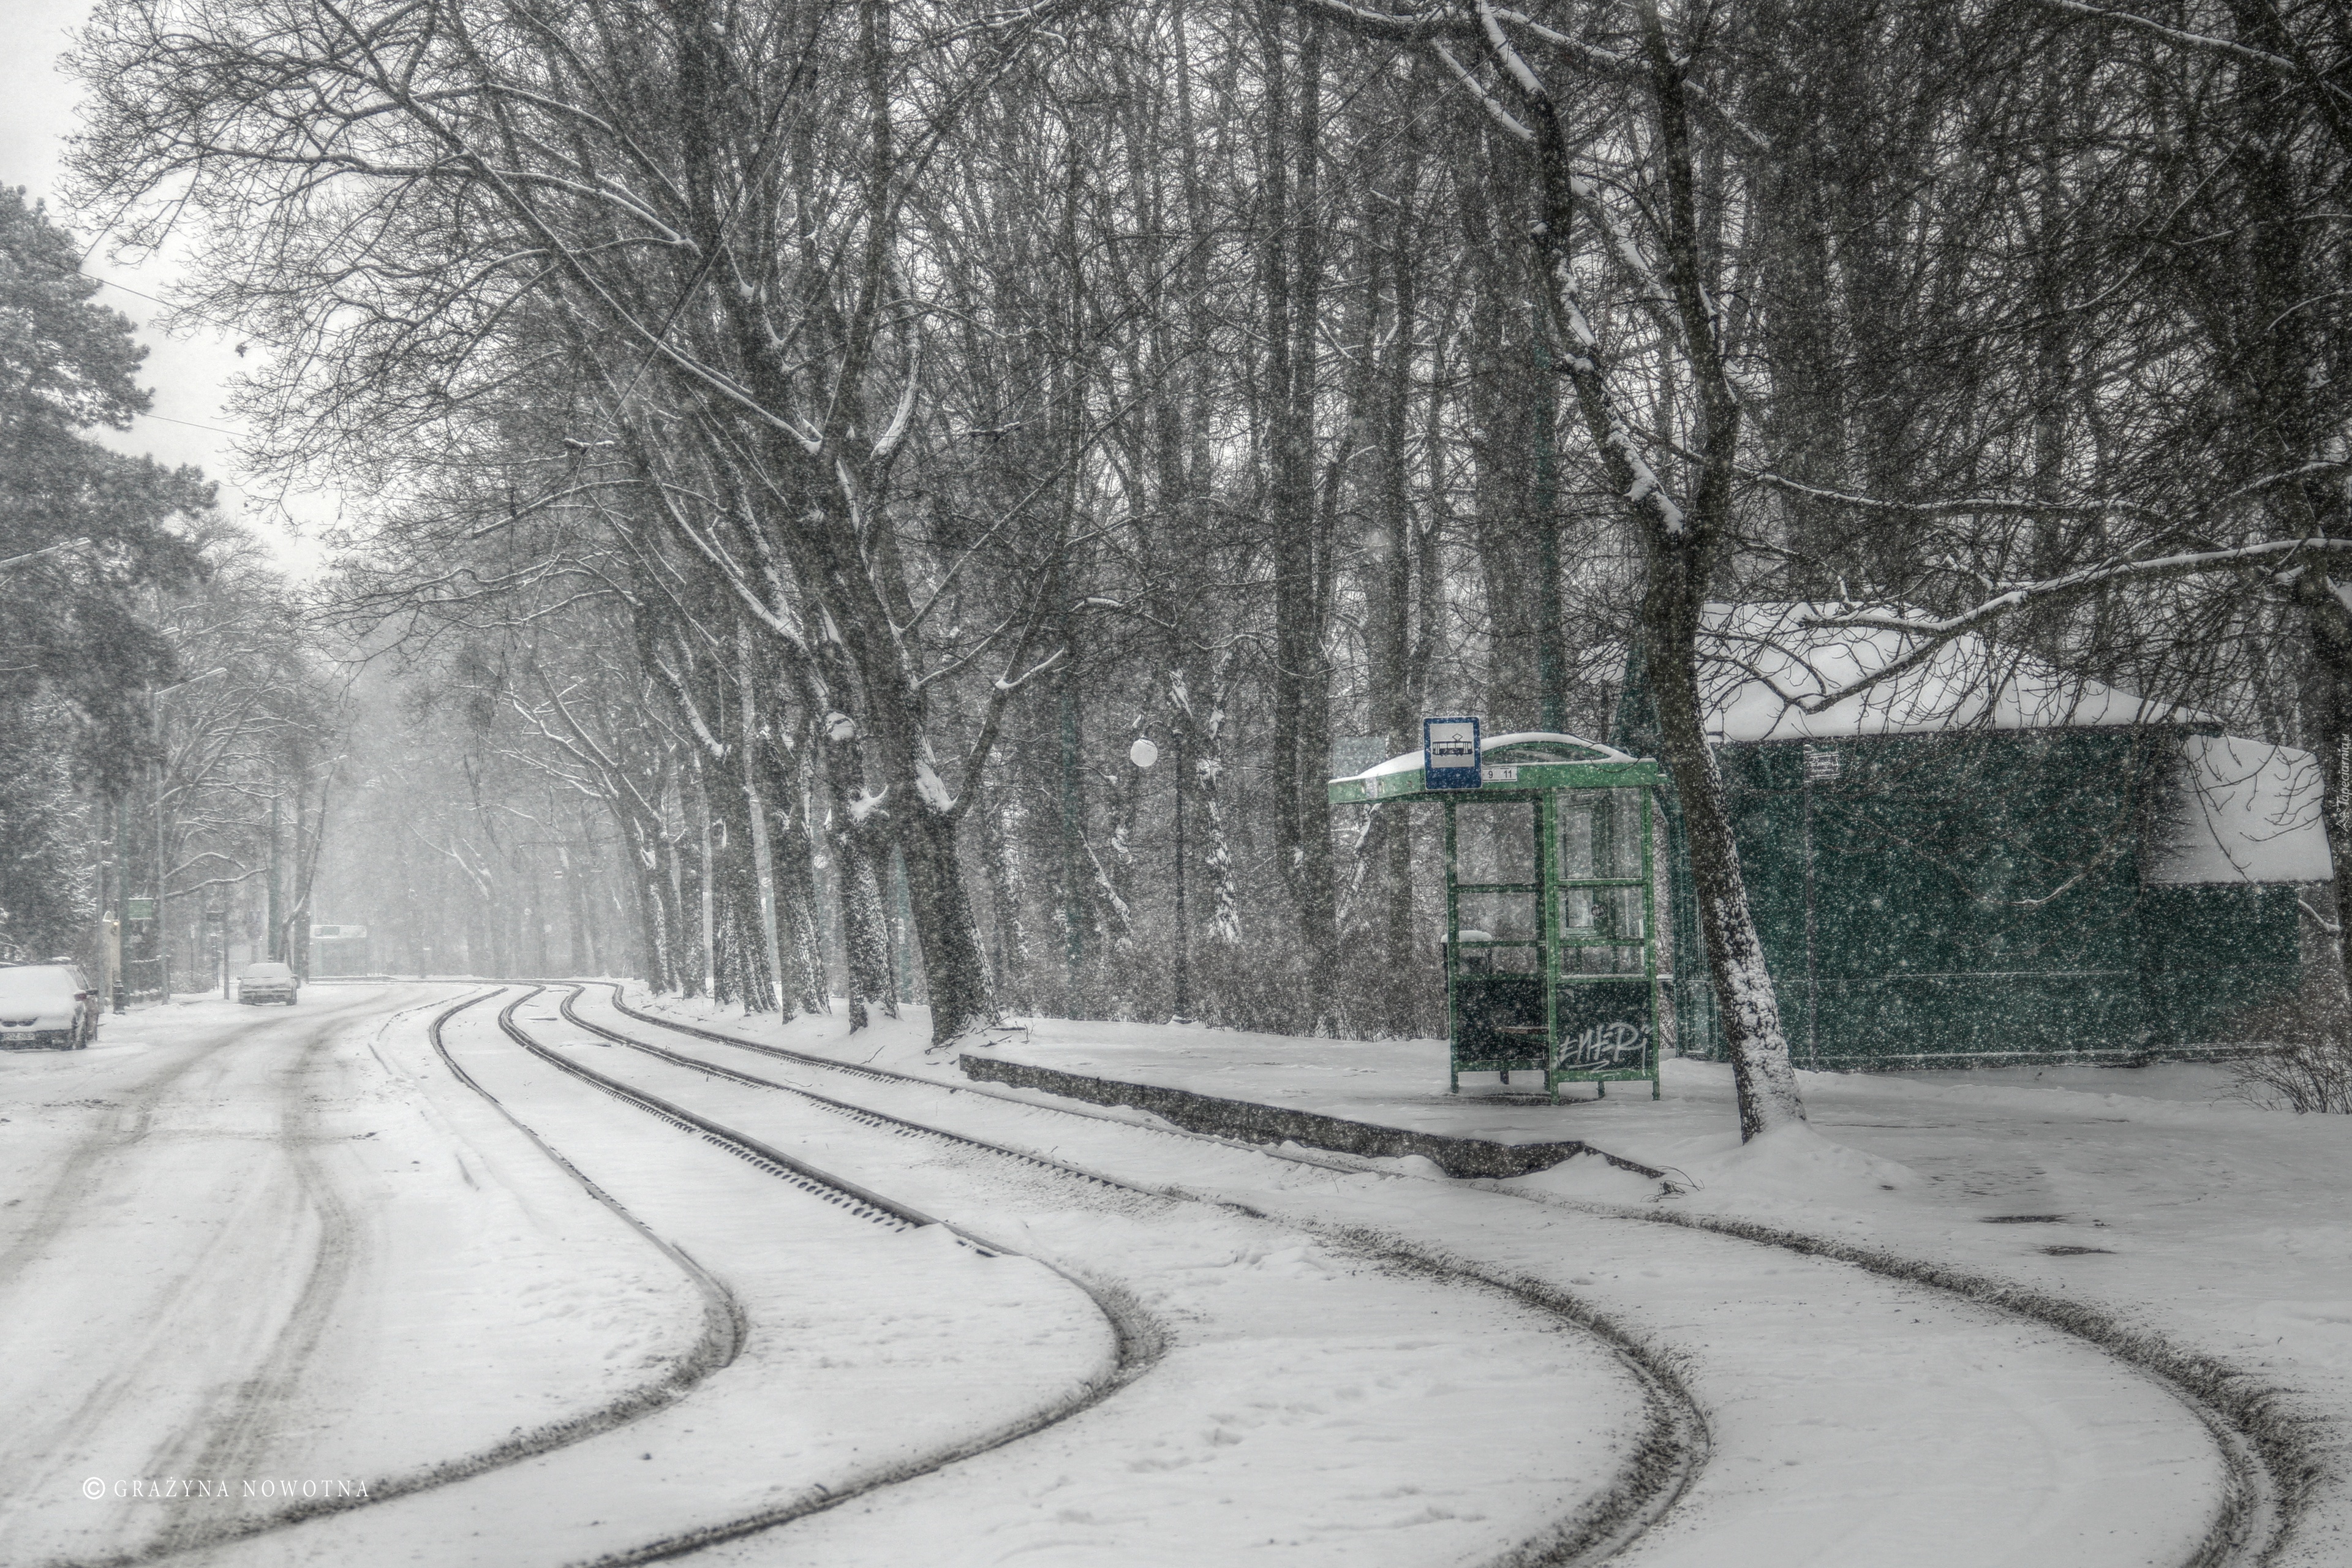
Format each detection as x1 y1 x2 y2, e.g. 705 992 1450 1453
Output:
1129 737 1159 769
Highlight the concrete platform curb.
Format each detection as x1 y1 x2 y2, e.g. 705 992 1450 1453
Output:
957 1053 1667 1182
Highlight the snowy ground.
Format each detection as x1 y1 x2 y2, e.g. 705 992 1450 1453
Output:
3 983 2342 1566
946 1016 2352 1566
959 1012 2352 1544
0 986 715 1562
624 992 2331 1567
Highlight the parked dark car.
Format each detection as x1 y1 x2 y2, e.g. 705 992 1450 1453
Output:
0 961 100 1049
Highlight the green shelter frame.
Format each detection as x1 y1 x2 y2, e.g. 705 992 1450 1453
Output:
1329 736 1664 1101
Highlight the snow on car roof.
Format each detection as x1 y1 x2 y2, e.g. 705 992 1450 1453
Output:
242 962 293 976
0 965 78 999
1699 602 2210 743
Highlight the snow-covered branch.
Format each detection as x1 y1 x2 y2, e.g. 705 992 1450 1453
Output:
1797 537 2352 712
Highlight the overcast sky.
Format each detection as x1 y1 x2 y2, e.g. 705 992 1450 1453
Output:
4 0 333 578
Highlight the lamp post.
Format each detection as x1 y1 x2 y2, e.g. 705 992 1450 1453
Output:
1130 736 1191 1020
111 794 128 1011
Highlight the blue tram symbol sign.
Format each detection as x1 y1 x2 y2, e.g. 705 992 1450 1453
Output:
1423 716 1482 790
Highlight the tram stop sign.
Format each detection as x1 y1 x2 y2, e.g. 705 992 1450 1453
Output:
1423 715 1482 790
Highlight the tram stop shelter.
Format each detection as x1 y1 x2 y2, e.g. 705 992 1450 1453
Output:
1329 726 1664 1101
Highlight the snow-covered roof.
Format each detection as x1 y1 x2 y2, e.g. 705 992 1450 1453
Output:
1343 731 1630 782
2146 734 2333 886
1700 603 2211 743
1486 731 1634 761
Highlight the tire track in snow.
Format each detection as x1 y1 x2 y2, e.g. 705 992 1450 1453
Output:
143 1020 363 1558
529 984 1706 1568
573 982 2305 1568
1606 1205 2304 1568
0 997 352 1297
42 987 751 1568
6 990 423 1548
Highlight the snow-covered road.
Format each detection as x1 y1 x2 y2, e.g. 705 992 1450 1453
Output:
0 984 2286 1567
0 986 729 1563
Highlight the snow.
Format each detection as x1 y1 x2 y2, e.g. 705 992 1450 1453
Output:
1337 730 1630 783
621 995 2285 1566
14 983 2352 1566
2147 731 2334 885
1652 1117 1923 1200
914 758 955 812
186 991 1117 1566
0 987 716 1561
1482 728 1635 760
805 1005 2348 1561
1698 601 2210 742
0 963 83 1031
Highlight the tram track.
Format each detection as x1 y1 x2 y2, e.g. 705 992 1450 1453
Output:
448 987 1163 1565
43 989 758 1568
513 983 1711 1568
29 985 1178 1568
566 982 2310 1568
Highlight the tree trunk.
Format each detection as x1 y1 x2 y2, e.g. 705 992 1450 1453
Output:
980 777 1031 1016
837 822 894 1030
753 724 827 1015
1643 555 1806 1140
898 805 995 1041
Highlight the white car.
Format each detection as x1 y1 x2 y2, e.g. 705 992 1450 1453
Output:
0 962 100 1049
238 962 301 1005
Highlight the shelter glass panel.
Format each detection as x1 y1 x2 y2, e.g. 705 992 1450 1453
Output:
1459 889 1540 945
1557 790 1642 881
1561 884 1645 943
1561 941 1646 976
1452 940 1540 975
1453 799 1540 887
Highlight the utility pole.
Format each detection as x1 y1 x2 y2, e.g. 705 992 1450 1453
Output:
207 907 227 998
891 847 915 1002
1060 669 1085 996
111 791 128 1012
1130 734 1189 1019
154 753 167 993
698 780 715 997
268 793 283 962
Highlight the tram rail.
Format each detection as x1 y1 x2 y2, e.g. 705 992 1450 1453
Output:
559 981 2304 1568
513 982 1710 1567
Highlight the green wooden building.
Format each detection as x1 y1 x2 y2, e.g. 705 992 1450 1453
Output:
1620 605 2331 1068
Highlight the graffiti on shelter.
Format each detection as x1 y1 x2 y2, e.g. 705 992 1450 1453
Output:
1559 1019 1648 1069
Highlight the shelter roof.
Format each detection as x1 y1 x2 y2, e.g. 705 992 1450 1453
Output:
1328 731 1654 804
1345 731 1630 780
